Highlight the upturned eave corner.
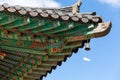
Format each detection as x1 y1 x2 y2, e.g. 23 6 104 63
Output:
92 21 112 38
72 0 82 14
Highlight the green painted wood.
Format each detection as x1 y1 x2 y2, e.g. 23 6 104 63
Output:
48 22 79 34
0 15 17 26
0 45 46 55
49 52 71 56
32 22 55 33
0 67 9 74
0 7 103 80
4 18 30 29
64 44 82 49
35 67 51 71
55 24 94 37
32 21 61 33
0 13 8 20
0 12 96 41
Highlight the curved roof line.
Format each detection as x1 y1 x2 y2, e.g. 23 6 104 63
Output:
0 0 82 14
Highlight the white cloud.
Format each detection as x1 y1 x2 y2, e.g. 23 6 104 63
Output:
0 0 61 8
83 57 91 62
99 0 120 8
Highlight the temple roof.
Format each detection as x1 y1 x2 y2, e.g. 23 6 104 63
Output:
0 1 101 23
0 0 111 80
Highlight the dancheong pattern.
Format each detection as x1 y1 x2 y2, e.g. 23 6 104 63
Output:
0 0 111 80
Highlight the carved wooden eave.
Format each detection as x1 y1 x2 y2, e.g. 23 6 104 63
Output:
0 0 111 80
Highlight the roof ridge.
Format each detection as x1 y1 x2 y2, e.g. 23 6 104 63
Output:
0 0 82 14
72 0 82 14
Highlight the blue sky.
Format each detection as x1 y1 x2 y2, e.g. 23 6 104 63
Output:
0 0 120 80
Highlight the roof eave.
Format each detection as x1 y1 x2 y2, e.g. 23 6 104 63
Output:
92 22 112 38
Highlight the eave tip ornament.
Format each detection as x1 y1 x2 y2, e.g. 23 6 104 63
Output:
72 0 82 14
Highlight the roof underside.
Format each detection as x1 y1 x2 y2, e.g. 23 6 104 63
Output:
0 2 111 80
